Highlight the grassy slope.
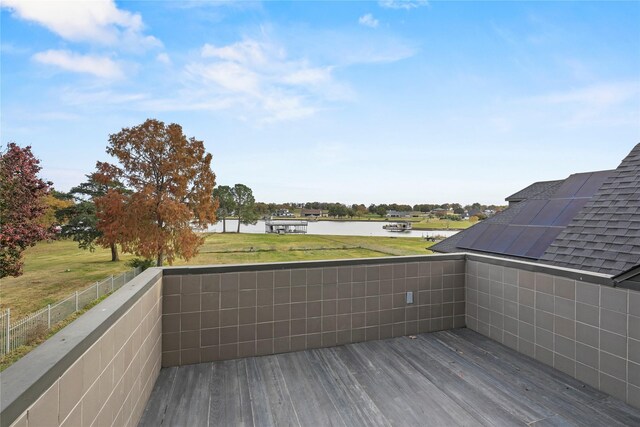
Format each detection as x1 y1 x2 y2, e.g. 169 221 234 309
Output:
1 233 434 319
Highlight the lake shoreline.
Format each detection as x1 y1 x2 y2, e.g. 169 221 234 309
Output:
207 219 460 238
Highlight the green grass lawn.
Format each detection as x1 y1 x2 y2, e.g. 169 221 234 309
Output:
0 233 435 319
410 218 475 230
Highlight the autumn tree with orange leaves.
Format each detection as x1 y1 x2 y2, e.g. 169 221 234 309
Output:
101 119 218 266
93 162 129 262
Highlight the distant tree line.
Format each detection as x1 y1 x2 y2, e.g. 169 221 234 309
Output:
252 201 504 219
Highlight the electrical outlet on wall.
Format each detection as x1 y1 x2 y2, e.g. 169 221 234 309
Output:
406 291 414 304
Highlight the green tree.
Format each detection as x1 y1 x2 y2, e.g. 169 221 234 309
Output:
56 168 128 261
352 204 367 217
328 203 348 218
213 185 236 233
232 184 258 233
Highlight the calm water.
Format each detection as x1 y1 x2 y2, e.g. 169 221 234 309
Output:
206 220 458 238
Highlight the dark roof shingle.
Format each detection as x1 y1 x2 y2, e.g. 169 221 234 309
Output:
540 144 640 275
505 180 564 202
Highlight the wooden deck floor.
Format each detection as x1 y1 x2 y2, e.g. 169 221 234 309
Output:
139 329 640 426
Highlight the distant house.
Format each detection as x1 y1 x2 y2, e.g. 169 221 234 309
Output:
274 209 294 217
300 208 323 217
432 143 640 278
386 210 411 218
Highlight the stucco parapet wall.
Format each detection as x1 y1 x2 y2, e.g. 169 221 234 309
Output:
0 267 163 427
162 253 467 276
465 253 615 287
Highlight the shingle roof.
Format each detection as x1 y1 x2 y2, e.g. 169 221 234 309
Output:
540 143 640 275
505 180 564 202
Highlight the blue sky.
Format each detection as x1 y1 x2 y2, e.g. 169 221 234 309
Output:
2 1 639 205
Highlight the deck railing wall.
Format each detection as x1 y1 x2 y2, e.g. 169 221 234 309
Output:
1 269 163 427
160 255 466 366
465 254 639 409
2 253 638 427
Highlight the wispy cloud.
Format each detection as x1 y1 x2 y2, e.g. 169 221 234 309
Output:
32 50 125 79
0 42 30 55
532 82 639 106
1 0 160 50
359 14 379 28
156 53 172 65
183 38 351 122
379 0 429 10
59 88 149 106
528 82 640 126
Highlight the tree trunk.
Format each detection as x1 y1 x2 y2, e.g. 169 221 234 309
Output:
223 217 226 233
156 251 164 267
110 243 119 262
237 214 241 233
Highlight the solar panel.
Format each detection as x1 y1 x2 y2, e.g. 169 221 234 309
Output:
503 227 548 258
553 198 589 226
469 224 506 251
574 170 611 198
530 199 571 226
486 225 526 253
553 173 591 198
525 227 564 258
456 222 490 248
447 169 614 261
511 199 548 225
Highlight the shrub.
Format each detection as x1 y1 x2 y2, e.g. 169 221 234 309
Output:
127 258 155 271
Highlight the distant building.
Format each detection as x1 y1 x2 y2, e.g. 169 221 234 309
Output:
274 209 294 217
300 208 323 217
386 210 411 218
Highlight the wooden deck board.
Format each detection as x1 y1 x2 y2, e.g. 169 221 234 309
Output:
138 329 640 427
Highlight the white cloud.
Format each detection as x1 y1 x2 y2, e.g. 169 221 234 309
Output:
529 82 640 127
202 40 271 66
59 87 149 106
281 67 332 85
2 0 160 49
187 61 261 94
359 14 379 28
33 50 124 79
156 53 172 65
379 0 429 10
532 82 639 107
183 38 349 122
0 42 30 55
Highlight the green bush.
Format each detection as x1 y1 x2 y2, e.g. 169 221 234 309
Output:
127 258 155 271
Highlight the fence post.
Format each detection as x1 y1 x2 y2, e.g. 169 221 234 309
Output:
111 275 114 292
75 291 79 311
48 304 51 329
6 308 10 354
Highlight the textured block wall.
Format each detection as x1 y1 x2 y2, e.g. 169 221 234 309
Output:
465 258 640 409
161 258 466 366
9 278 163 427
